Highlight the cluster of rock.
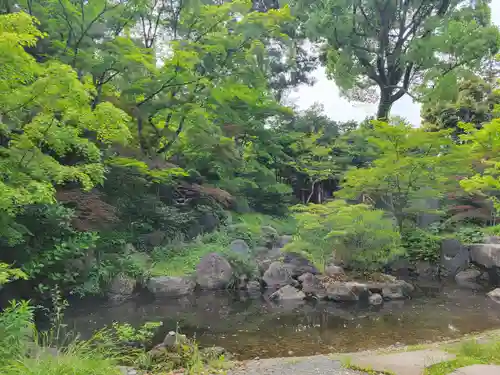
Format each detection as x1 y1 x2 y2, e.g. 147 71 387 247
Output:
110 233 414 306
118 331 229 375
268 271 414 306
411 235 500 304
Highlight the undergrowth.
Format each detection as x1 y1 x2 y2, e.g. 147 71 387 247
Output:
150 213 295 277
0 288 230 375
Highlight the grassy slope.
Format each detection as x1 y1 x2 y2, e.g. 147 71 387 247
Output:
150 213 296 277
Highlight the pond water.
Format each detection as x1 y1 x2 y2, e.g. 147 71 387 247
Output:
65 284 500 359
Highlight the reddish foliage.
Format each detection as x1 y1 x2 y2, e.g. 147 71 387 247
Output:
56 189 119 231
178 183 234 207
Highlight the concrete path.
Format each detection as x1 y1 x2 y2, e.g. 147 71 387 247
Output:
348 349 456 375
449 365 500 375
228 356 370 375
228 348 461 375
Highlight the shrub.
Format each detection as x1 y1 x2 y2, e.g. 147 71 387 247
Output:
452 225 484 245
402 227 442 263
291 200 403 271
0 300 34 365
484 224 500 236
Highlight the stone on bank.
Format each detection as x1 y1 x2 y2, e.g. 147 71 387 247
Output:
147 276 196 297
196 252 233 289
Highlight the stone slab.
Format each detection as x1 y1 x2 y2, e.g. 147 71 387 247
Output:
450 364 500 375
349 349 456 375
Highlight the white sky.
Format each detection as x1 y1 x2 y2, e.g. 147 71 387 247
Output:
288 2 500 125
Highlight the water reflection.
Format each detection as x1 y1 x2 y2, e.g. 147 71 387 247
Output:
65 286 500 359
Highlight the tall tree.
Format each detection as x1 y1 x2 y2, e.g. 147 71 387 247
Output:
0 11 131 241
293 0 500 119
338 120 464 231
422 74 500 140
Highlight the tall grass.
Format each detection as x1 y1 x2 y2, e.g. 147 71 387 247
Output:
3 340 121 375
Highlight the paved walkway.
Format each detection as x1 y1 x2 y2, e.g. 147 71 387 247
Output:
227 348 500 375
228 356 369 375
348 349 456 375
449 365 500 375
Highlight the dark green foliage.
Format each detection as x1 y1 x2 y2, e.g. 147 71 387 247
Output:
402 228 442 263
451 226 485 245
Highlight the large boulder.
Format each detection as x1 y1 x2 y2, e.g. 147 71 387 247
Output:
255 247 281 275
107 273 136 302
455 269 482 290
381 280 414 300
196 253 233 289
298 272 327 299
325 282 369 302
470 244 500 269
162 331 188 347
277 235 293 248
282 252 319 277
262 261 294 290
147 276 196 297
325 265 345 278
440 238 470 277
229 240 251 257
269 285 305 301
261 226 279 248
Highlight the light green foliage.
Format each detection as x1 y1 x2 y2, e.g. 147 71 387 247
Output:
287 132 340 203
291 200 403 271
422 75 500 139
425 340 500 375
0 11 131 241
459 117 500 193
151 213 293 277
339 120 463 230
0 300 34 365
150 231 231 277
294 0 500 118
0 263 27 285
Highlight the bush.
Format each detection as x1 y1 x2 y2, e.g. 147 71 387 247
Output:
0 300 34 365
3 342 121 375
291 200 403 271
452 225 484 245
402 227 442 263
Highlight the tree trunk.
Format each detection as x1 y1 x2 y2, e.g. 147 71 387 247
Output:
306 180 317 204
377 88 393 120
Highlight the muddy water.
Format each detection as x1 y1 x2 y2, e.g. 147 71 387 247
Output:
65 285 500 359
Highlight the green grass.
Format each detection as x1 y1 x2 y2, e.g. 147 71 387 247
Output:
150 212 296 277
233 212 297 235
3 338 121 375
150 232 230 277
342 357 395 375
425 340 500 375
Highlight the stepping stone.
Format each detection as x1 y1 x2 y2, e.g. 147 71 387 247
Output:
450 365 500 375
349 349 456 375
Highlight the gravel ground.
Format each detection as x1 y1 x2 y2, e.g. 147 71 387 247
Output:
227 356 369 375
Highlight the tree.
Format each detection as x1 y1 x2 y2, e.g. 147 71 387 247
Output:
289 200 403 271
459 116 500 205
422 73 500 140
294 0 500 119
338 120 464 231
0 12 131 241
